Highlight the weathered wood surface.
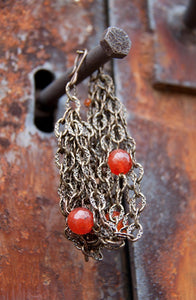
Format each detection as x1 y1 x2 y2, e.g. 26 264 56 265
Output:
110 0 196 299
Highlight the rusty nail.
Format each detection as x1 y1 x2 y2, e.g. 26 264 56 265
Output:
36 27 131 109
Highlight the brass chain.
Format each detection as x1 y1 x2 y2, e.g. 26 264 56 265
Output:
55 50 146 261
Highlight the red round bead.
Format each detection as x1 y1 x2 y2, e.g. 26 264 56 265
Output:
108 149 132 175
67 207 94 235
84 98 92 107
106 211 126 231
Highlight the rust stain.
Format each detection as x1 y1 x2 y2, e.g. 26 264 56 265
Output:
156 124 196 300
110 0 196 299
0 0 129 299
0 137 10 149
151 0 196 92
176 219 196 300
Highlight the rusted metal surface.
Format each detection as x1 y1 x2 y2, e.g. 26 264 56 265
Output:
110 0 196 299
2 0 196 299
0 1 131 299
148 0 196 93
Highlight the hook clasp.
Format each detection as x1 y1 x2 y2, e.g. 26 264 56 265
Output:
69 49 88 87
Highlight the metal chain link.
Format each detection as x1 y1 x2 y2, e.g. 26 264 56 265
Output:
55 50 146 261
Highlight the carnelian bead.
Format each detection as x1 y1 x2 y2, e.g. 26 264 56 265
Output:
67 207 94 235
108 149 132 175
105 211 127 232
84 98 92 107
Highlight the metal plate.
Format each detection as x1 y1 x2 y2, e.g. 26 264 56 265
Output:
148 0 196 93
109 0 196 299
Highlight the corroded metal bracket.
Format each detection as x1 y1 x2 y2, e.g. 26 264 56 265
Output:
148 0 196 94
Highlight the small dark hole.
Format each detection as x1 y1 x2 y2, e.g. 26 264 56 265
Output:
34 69 55 90
34 69 56 133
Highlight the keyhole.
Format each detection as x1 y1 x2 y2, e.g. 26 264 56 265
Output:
34 69 56 133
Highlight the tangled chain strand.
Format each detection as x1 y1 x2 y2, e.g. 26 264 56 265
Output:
87 70 146 242
55 67 146 261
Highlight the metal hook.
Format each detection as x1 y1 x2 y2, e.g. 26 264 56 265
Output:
69 49 88 87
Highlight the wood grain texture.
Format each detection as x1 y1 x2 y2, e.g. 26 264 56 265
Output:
0 1 131 299
109 0 196 299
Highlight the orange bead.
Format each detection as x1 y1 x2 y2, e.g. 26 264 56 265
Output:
105 211 127 231
108 149 132 175
84 98 92 107
67 207 94 235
